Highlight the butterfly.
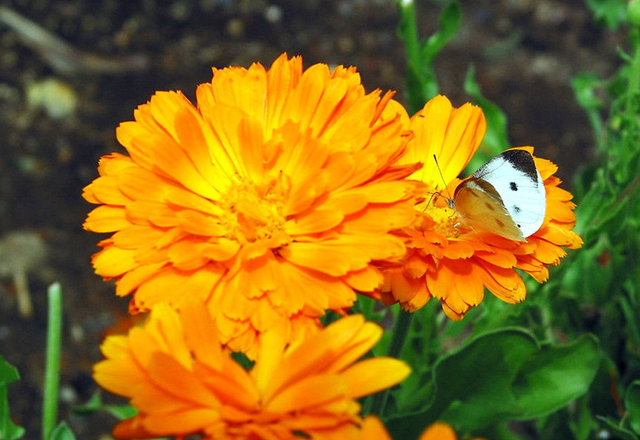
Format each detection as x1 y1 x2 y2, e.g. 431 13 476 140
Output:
450 149 546 241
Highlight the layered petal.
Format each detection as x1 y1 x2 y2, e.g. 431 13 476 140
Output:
381 96 582 319
94 302 410 440
84 53 425 357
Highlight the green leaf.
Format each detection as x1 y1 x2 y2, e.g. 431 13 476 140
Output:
0 355 25 440
464 66 510 158
386 329 601 438
572 73 605 113
0 358 20 389
399 1 461 113
598 416 639 440
569 396 597 440
626 381 640 434
512 335 601 418
431 329 538 429
572 73 606 151
421 1 462 66
474 423 528 440
47 422 76 440
387 328 538 438
585 0 628 30
354 294 389 325
73 393 137 421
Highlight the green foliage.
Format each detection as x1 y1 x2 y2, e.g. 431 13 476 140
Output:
464 66 510 167
47 422 76 440
73 394 169 440
0 356 24 440
586 0 628 29
598 417 639 440
399 0 461 114
386 329 600 439
564 23 640 439
72 392 137 421
631 1 640 28
627 381 640 435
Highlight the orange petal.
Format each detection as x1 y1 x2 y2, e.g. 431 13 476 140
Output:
342 357 411 398
84 206 130 232
418 422 458 440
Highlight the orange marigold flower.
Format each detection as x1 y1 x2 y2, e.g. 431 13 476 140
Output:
322 418 487 440
381 95 583 319
93 300 411 440
419 422 486 440
83 53 424 356
317 416 393 440
419 422 460 440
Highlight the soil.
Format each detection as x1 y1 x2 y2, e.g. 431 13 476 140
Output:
0 0 624 438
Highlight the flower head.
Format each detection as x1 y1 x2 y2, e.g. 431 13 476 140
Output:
83 53 424 356
94 300 410 440
418 422 487 440
319 418 487 440
381 95 583 319
316 416 392 440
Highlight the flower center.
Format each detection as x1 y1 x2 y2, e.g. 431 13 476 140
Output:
421 194 467 238
219 177 290 247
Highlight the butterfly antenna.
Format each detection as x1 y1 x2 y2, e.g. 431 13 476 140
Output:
430 154 460 219
422 155 446 211
433 155 445 190
433 154 453 199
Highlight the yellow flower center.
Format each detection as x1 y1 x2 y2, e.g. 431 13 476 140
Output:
219 177 290 247
421 194 466 239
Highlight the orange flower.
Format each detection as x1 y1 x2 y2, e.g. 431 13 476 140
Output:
316 416 393 440
381 95 582 319
418 422 458 440
93 301 411 440
83 53 424 356
320 418 487 440
419 422 486 440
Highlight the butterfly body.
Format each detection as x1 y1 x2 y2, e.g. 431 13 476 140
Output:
451 150 546 241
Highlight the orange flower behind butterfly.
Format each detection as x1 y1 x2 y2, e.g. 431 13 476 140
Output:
83 53 424 357
380 95 583 319
325 418 487 440
93 301 410 440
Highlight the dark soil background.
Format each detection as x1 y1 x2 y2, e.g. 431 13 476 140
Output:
0 0 624 438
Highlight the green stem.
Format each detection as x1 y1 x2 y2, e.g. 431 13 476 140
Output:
368 309 414 416
618 295 640 351
398 0 426 114
623 28 640 158
42 283 62 440
626 30 640 120
399 0 420 69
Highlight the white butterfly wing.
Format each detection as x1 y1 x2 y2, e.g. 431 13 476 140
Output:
473 150 546 238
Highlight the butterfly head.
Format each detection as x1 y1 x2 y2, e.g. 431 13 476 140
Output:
426 150 546 242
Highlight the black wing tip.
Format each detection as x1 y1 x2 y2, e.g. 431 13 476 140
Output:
501 150 538 181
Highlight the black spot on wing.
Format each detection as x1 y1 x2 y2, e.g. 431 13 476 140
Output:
513 206 521 213
501 150 539 182
510 182 518 191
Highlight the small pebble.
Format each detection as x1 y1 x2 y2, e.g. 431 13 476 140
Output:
264 5 282 23
226 18 245 38
26 78 78 120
